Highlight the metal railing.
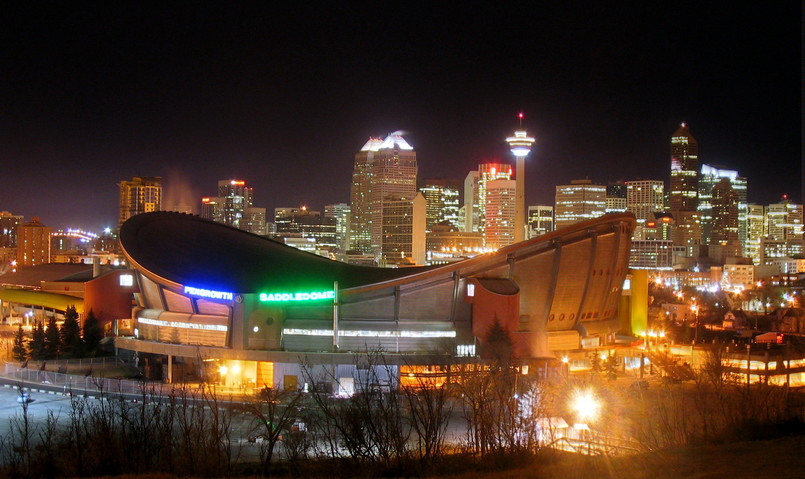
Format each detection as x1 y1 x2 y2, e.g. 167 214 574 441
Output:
3 362 164 397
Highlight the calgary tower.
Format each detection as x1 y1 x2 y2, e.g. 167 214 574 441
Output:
506 113 536 243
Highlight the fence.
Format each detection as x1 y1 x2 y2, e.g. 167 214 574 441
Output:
3 361 167 398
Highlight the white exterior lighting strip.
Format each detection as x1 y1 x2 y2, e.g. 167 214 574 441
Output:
138 317 228 332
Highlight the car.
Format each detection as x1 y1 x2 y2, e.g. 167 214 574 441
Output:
16 393 33 404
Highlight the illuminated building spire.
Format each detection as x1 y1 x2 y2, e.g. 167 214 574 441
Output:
506 113 536 243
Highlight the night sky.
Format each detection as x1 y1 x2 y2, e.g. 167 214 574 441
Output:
2 4 801 231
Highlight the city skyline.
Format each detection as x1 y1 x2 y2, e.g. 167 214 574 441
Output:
2 4 801 230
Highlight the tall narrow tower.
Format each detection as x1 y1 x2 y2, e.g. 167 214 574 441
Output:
506 113 535 243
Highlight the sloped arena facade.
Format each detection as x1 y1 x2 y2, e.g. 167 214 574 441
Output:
117 211 636 392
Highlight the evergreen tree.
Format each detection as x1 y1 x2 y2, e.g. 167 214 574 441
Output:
604 352 619 381
45 316 60 359
60 305 83 357
12 325 27 362
82 309 103 357
29 321 46 360
485 316 513 366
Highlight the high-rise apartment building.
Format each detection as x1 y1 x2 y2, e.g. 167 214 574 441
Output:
380 193 426 266
349 132 417 254
554 179 606 228
485 179 516 249
698 164 747 247
419 179 461 230
527 205 554 239
118 176 162 229
626 180 664 224
18 217 51 267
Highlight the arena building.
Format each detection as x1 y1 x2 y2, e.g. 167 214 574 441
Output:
118 211 636 391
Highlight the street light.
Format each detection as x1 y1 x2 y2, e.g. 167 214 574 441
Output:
570 388 600 422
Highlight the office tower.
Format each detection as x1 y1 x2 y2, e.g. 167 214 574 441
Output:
607 181 627 200
626 180 664 224
463 171 480 233
242 207 267 235
745 204 766 264
554 179 606 228
760 199 804 263
200 197 224 223
606 196 627 214
710 178 740 245
485 179 517 249
505 115 536 243
669 124 701 253
349 132 417 254
766 199 803 241
118 176 162 228
217 179 253 229
698 164 747 247
419 179 461 230
669 123 698 211
527 205 554 239
0 211 23 248
18 217 51 267
325 203 350 252
275 207 337 255
380 193 426 266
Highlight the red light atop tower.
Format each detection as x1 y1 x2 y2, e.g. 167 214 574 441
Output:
518 112 524 119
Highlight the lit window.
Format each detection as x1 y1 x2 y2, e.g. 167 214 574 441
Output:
119 274 134 287
467 283 475 297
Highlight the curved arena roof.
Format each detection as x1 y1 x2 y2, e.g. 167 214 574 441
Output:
120 212 428 293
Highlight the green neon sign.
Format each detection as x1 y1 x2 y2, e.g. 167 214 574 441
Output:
259 290 335 302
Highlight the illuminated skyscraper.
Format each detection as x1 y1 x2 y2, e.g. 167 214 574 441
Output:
554 179 606 228
669 123 698 211
349 132 417 254
419 178 461 230
506 114 536 243
118 176 162 229
745 204 766 264
217 179 253 229
710 178 740 245
669 124 701 253
380 193 426 266
485 179 516 249
698 164 747 247
465 163 513 237
325 203 351 252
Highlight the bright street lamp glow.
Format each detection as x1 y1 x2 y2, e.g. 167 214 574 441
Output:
570 389 600 422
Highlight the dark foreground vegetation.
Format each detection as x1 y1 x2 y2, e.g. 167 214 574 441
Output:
1 344 804 478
